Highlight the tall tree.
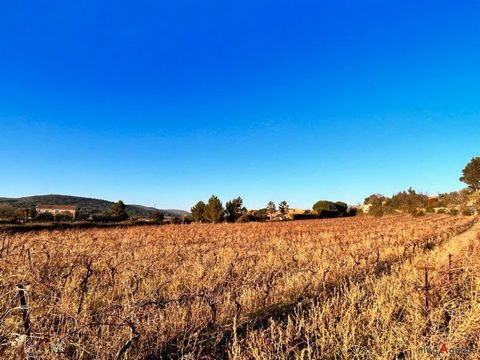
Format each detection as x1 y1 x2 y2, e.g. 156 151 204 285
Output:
278 201 289 215
111 200 128 220
225 197 244 223
191 201 207 223
205 195 225 223
266 201 276 220
460 157 480 191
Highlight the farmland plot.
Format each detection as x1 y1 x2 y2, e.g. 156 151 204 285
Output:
0 215 477 359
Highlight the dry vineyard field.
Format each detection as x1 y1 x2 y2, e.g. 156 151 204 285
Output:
0 215 479 359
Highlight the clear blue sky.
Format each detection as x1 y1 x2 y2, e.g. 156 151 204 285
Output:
1 0 479 210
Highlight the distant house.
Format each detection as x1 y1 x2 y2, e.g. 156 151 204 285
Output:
36 205 77 219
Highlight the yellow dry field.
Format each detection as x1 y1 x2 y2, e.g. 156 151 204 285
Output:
0 215 479 359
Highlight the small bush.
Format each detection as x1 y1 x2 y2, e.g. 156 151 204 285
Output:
317 209 340 218
346 207 358 217
291 213 320 220
437 208 446 214
449 209 459 216
462 208 474 216
34 212 55 222
236 214 250 223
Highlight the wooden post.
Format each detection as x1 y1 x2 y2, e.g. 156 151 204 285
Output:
17 284 35 360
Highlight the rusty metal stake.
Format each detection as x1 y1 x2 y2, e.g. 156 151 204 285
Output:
17 284 35 360
448 254 452 282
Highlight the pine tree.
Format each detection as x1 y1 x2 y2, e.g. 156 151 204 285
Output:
191 201 207 223
111 200 128 220
205 195 225 223
225 197 244 223
266 201 276 220
278 201 289 215
460 157 480 191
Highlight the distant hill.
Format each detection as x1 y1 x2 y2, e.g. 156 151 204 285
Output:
0 195 189 217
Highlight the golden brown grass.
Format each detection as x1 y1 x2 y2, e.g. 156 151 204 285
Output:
0 215 478 359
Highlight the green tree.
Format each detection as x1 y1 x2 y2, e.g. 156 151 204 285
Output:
111 200 128 220
313 200 337 213
151 211 165 222
205 195 225 223
191 201 207 223
278 201 289 215
460 157 480 191
266 201 276 220
335 201 348 216
225 197 244 223
363 194 386 207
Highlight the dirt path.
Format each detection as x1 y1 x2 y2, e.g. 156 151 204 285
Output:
401 217 480 275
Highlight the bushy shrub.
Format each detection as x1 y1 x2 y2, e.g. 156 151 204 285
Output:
291 213 319 220
449 209 459 216
55 213 74 222
335 202 348 216
92 213 116 222
437 208 446 214
346 207 358 217
150 211 165 223
317 209 339 218
462 208 474 216
34 212 55 222
368 206 385 217
236 213 250 223
0 204 16 221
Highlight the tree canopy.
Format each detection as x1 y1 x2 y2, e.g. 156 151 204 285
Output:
312 200 338 213
278 201 289 215
225 197 244 223
205 195 225 223
460 157 480 191
111 200 128 220
191 201 207 223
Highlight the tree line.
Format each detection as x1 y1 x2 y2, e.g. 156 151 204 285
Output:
191 196 247 223
362 157 480 217
190 196 356 223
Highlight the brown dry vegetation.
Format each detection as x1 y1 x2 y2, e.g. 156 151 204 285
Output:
0 215 478 359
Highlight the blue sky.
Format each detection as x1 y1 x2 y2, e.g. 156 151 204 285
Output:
1 0 479 210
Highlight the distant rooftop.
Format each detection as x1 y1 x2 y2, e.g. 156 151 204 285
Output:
36 205 77 210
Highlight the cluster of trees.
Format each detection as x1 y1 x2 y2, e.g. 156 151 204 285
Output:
0 204 32 223
364 187 479 217
0 200 135 224
312 200 356 218
74 200 131 222
364 189 431 216
190 197 356 223
363 157 480 217
191 196 248 223
191 198 296 223
265 201 289 219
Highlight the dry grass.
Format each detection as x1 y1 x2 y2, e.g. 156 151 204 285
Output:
0 215 478 359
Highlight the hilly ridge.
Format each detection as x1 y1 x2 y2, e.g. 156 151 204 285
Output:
0 194 189 217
